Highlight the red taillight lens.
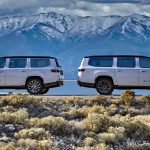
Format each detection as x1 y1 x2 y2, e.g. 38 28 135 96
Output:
78 69 85 72
51 69 60 73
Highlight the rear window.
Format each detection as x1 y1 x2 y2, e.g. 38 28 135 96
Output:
139 57 150 68
88 57 113 67
9 58 27 68
117 57 136 68
31 58 50 68
0 58 6 68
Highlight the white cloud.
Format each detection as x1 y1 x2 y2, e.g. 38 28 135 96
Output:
0 0 150 17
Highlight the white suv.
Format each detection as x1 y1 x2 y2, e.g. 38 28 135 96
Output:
0 56 64 94
78 55 150 95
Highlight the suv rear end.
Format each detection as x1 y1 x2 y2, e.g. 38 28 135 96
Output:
25 56 64 94
78 56 116 95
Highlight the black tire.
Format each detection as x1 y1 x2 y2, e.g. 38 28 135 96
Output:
41 88 49 94
26 78 44 95
95 78 114 95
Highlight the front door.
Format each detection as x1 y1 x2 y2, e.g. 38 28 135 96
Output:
115 57 138 86
0 58 6 86
6 58 28 86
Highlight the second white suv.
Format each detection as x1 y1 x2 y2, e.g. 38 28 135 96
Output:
0 56 64 94
78 55 150 95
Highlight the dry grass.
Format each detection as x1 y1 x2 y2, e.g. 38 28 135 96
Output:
14 128 51 140
120 90 135 106
0 139 55 150
0 108 28 124
0 93 42 107
81 113 110 133
0 91 149 150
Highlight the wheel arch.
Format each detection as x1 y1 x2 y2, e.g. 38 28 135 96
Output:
25 76 44 86
95 76 114 86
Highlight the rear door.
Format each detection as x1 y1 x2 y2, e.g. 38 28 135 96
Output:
0 58 6 86
6 58 28 86
115 57 138 86
29 58 55 83
139 57 150 86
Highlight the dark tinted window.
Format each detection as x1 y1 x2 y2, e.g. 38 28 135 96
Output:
9 58 27 68
88 57 113 67
117 57 136 68
139 57 150 68
0 58 6 68
31 58 50 68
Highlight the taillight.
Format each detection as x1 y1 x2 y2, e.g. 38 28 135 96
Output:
51 69 60 73
78 69 85 72
60 70 63 75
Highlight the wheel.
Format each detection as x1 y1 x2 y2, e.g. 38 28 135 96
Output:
41 88 49 94
95 78 114 95
26 78 44 95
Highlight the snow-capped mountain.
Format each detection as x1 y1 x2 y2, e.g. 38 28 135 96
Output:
0 12 150 78
0 12 121 40
0 12 149 42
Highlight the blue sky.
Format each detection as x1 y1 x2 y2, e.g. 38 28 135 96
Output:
0 0 150 16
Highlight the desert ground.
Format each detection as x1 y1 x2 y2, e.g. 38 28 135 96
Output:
0 91 150 150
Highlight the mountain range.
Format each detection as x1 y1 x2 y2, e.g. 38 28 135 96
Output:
0 12 150 78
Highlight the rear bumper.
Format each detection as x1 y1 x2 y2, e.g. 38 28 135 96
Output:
77 81 95 88
45 81 64 88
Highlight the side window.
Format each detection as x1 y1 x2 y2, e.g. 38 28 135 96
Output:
31 58 50 68
0 58 6 68
88 57 113 67
9 58 27 68
117 57 136 68
139 57 150 68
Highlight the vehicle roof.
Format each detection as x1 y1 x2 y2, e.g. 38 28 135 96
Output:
84 55 150 58
0 56 57 59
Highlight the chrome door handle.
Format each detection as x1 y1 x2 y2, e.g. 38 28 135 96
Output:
116 70 122 72
20 70 26 73
140 70 147 73
0 70 4 73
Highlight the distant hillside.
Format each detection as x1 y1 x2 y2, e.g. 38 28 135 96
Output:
0 12 150 78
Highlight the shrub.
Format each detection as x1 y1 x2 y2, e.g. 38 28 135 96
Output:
65 120 85 136
89 96 108 106
17 139 55 150
65 96 86 106
81 113 110 133
99 126 125 144
0 143 15 150
106 104 118 115
126 143 150 150
141 95 150 105
77 143 112 150
125 119 150 141
14 128 51 140
63 105 107 120
110 114 131 127
84 137 95 146
99 133 116 144
28 116 67 135
62 106 89 119
120 91 135 106
133 115 150 125
0 139 55 150
88 105 107 115
0 108 28 124
1 93 42 107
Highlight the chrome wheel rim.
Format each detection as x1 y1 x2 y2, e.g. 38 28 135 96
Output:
97 80 111 94
28 80 41 94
